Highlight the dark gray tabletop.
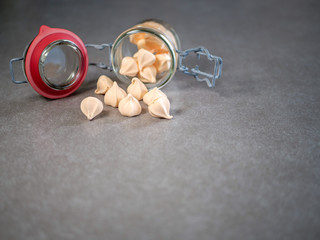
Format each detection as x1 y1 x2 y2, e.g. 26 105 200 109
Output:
1 0 319 239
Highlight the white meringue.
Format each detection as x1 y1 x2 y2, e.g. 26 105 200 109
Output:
127 77 148 100
104 81 127 107
143 87 167 105
148 96 173 120
136 48 156 71
118 94 142 117
154 53 171 73
95 75 113 95
80 97 103 120
119 56 139 77
138 65 157 83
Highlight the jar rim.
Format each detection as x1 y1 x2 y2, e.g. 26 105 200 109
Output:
38 40 82 90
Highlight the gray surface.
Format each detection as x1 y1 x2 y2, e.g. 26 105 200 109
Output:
0 0 320 239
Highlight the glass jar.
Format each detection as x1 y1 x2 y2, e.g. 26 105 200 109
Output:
111 19 181 89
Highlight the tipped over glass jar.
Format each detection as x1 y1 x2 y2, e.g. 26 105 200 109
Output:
111 19 181 89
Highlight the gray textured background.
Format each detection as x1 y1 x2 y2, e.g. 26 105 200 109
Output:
0 0 320 239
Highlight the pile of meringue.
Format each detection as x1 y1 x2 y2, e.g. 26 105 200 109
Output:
80 75 172 121
119 45 171 83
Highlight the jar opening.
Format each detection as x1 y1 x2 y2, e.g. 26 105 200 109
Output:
39 40 82 90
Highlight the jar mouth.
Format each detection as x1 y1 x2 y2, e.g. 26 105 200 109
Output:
111 27 177 89
39 40 82 90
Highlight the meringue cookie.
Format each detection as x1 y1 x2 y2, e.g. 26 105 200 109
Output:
138 21 178 51
80 97 103 120
133 51 139 60
136 37 167 54
154 53 171 73
136 48 156 71
95 75 113 95
143 87 167 105
127 77 148 100
104 81 127 107
129 32 146 44
118 94 142 117
138 65 157 83
148 96 173 120
119 56 139 77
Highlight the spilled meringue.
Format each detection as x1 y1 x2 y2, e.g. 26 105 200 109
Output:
127 77 148 100
136 48 156 71
80 97 103 120
143 87 167 105
118 94 142 117
138 65 157 83
95 75 113 95
104 81 127 107
154 53 171 73
119 56 139 77
148 96 173 120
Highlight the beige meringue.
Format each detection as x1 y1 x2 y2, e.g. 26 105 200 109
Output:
143 87 167 105
133 51 139 60
118 94 142 117
119 56 139 77
80 97 103 120
148 96 172 120
104 81 127 107
127 77 148 100
94 75 113 95
136 48 156 70
136 37 167 54
138 21 178 51
138 65 157 83
130 31 162 49
154 53 171 73
135 30 168 53
129 32 146 44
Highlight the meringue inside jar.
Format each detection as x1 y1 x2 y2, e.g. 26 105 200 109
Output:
111 19 181 89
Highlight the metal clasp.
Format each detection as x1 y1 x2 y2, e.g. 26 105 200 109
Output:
177 47 223 88
9 57 28 84
85 43 113 71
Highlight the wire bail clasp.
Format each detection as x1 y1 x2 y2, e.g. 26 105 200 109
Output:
85 43 113 71
177 47 223 88
9 57 28 84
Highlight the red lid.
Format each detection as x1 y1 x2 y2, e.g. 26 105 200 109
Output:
24 25 88 99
